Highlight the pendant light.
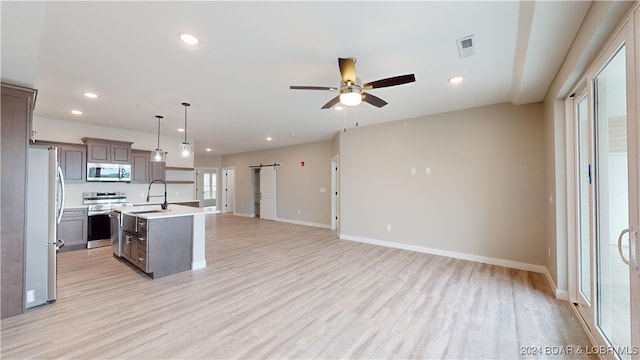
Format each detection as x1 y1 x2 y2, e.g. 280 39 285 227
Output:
151 115 166 162
178 102 194 158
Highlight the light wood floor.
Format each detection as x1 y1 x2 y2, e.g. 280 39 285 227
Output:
1 214 592 359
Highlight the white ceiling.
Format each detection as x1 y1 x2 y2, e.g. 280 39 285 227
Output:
1 1 591 155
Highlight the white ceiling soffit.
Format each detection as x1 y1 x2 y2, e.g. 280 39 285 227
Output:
510 1 591 105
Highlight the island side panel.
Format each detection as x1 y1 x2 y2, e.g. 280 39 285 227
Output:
192 213 206 270
148 216 192 278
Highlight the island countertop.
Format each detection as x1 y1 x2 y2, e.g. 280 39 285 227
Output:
112 204 204 219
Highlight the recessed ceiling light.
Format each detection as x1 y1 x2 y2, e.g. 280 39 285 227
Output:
177 128 185 132
71 110 83 115
83 92 98 99
448 76 463 84
179 33 199 45
205 148 212 152
290 133 296 137
266 137 273 141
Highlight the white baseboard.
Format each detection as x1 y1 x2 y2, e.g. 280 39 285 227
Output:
277 217 331 229
543 267 570 300
192 260 207 270
234 212 255 218
340 233 548 274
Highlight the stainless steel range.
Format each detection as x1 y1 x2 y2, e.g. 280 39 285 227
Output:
83 192 131 249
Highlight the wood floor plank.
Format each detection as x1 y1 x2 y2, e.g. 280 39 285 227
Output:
1 213 592 359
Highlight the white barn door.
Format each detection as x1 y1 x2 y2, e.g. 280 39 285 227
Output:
222 168 235 214
259 166 276 220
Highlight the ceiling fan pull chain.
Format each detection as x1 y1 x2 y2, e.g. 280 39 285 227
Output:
343 114 347 133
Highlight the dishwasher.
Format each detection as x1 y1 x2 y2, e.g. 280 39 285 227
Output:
110 211 123 257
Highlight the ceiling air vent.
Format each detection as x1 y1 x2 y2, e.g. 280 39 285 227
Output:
456 35 476 58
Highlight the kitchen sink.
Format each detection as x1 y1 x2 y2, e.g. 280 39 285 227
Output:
128 210 166 214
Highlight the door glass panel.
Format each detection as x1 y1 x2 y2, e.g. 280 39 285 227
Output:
594 44 631 358
204 174 211 199
203 172 216 200
577 95 592 304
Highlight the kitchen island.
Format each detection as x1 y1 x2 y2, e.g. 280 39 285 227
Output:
112 204 206 278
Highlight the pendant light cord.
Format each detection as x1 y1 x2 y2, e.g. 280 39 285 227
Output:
182 102 190 143
155 115 163 150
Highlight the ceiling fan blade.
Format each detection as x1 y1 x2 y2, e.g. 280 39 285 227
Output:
362 92 388 108
363 74 416 89
290 86 337 91
339 58 357 84
321 95 341 109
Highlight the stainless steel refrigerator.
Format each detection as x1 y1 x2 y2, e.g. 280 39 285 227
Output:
25 145 65 309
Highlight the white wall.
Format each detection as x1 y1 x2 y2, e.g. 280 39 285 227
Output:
222 141 333 227
32 116 195 206
340 102 547 266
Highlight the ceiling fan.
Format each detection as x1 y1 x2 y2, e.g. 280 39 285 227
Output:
290 57 416 109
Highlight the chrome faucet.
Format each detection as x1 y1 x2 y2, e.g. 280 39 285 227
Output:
146 179 168 210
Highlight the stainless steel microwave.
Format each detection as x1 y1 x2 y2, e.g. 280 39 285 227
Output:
87 163 131 182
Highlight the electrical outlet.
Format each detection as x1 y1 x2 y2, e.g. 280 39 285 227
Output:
410 168 416 176
387 224 392 231
26 290 35 303
425 167 431 175
140 192 145 198
297 209 301 214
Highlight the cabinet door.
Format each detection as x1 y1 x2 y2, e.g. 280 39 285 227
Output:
129 237 139 268
58 208 88 250
86 141 110 162
59 145 86 182
122 232 132 259
58 218 87 248
131 151 150 183
111 143 131 164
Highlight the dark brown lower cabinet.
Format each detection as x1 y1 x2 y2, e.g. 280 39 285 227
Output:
58 208 88 251
121 215 192 279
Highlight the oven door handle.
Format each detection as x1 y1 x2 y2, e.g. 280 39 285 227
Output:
88 211 112 216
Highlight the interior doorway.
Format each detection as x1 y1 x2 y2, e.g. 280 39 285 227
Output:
252 165 277 220
195 168 217 209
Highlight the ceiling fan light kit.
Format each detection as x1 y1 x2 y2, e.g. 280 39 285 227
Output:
290 57 415 109
339 89 362 107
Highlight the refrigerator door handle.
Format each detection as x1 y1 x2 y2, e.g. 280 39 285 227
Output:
57 165 65 224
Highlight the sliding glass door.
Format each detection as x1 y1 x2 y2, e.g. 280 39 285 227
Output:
573 19 639 359
594 43 631 358
575 91 594 321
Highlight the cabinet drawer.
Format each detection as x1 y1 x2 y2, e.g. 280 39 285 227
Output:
138 218 147 234
136 247 147 271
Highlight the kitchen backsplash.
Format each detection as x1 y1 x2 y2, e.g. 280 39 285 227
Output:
64 182 194 207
